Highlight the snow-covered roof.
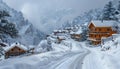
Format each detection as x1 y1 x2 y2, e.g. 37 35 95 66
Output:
65 27 74 30
90 20 117 27
75 30 82 34
58 36 66 39
51 35 58 38
75 27 82 34
47 36 57 42
53 30 69 33
3 43 28 52
70 31 75 34
70 27 82 34
53 30 59 32
28 45 35 49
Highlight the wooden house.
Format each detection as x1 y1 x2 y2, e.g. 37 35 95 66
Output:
70 31 81 41
3 43 28 59
57 36 66 43
70 33 81 41
88 20 117 45
28 45 35 54
64 27 74 33
70 27 82 41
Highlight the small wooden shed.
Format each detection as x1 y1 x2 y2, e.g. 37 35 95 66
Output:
3 43 28 59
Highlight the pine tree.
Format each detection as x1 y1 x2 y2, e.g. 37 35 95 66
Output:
0 10 18 40
0 10 10 19
3 23 18 37
118 1 120 12
102 1 116 20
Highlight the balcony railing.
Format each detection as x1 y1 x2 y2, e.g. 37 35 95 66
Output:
87 38 101 41
89 32 110 34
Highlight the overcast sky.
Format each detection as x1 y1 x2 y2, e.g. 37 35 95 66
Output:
3 0 111 14
3 0 111 33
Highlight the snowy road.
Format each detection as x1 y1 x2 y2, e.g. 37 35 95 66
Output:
48 50 89 69
82 50 105 69
39 43 89 69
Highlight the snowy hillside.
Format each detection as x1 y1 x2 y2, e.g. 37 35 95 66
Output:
0 0 45 45
0 39 87 69
1 36 120 69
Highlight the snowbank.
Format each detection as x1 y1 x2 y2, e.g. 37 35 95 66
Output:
0 39 83 69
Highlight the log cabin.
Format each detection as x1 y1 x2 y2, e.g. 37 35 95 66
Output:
70 33 81 41
3 43 28 59
70 27 82 41
88 20 117 45
57 36 66 43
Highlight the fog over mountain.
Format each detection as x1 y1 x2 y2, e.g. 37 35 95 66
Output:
3 0 111 33
0 0 45 45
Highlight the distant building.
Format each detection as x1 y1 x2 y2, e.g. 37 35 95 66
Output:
28 45 35 54
57 36 66 43
88 20 117 45
70 27 82 41
64 27 74 33
53 30 69 36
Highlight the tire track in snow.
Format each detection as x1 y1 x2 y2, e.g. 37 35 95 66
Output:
49 50 89 69
69 50 90 69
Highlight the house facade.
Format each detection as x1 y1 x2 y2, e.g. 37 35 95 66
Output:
57 36 66 43
3 43 28 59
70 27 82 41
88 21 117 45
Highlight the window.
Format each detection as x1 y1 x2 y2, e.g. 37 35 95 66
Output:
95 35 96 37
106 34 108 37
107 28 110 31
95 29 97 31
91 34 93 37
11 49 14 51
92 27 95 31
99 35 100 37
19 49 21 51
99 29 101 31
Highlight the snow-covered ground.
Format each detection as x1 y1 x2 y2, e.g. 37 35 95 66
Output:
1 38 120 69
82 35 120 69
0 40 88 69
82 45 120 69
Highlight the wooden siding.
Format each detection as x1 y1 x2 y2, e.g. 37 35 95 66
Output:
5 46 27 59
88 22 117 45
71 34 81 41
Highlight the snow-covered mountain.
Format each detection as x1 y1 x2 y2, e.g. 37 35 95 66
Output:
38 8 74 34
0 0 45 45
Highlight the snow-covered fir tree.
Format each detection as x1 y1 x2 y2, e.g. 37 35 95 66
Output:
102 1 116 20
117 1 120 12
0 10 18 41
